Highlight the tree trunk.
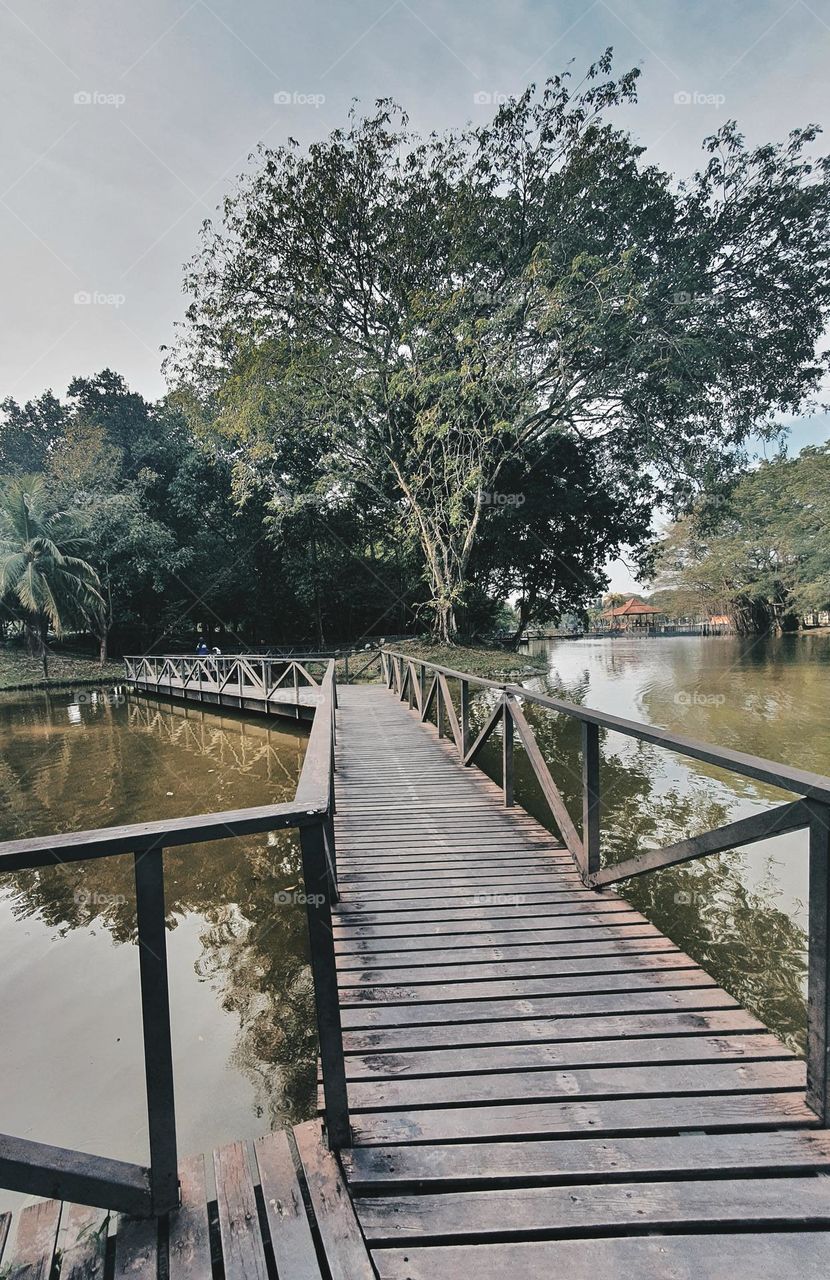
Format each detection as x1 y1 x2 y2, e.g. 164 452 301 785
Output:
99 629 108 667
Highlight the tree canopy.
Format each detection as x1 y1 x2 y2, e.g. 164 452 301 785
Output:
654 443 830 631
170 51 830 639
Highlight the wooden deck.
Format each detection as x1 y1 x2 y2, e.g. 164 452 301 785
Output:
331 684 830 1279
0 1121 375 1280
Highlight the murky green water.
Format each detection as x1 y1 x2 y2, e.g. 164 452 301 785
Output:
492 633 830 1054
0 687 312 1213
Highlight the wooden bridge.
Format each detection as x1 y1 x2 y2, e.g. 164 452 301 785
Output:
2 649 830 1277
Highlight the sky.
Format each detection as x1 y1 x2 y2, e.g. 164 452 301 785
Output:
2 0 830 592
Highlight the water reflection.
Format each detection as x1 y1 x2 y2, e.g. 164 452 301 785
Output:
472 634 826 1053
0 687 315 1205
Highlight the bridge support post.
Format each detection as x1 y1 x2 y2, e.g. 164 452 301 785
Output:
581 722 601 880
134 845 179 1214
502 698 514 807
299 821 351 1149
460 680 470 758
807 800 830 1124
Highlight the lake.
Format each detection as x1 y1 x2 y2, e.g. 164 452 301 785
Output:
0 687 311 1213
504 632 830 1055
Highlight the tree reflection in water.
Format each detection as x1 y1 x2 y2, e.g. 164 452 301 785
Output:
0 688 318 1131
467 668 809 1054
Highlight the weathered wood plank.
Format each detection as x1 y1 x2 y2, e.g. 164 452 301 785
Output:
372 1234 830 1280
113 1215 158 1280
339 977 731 1029
213 1142 268 1280
167 1153 211 1280
57 1203 108 1280
5 1200 61 1280
341 1005 765 1053
342 1128 830 1189
344 1059 805 1111
338 961 712 1007
337 944 685 988
254 1131 321 1280
342 1032 791 1080
349 1090 817 1144
293 1122 374 1280
357 1176 830 1244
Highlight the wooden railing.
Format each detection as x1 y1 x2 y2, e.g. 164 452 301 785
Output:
381 648 830 1127
0 661 349 1217
125 649 384 694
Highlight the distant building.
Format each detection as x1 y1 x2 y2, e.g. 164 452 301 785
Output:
600 598 664 632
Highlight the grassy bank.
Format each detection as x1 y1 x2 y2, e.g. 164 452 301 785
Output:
0 649 124 691
386 640 547 682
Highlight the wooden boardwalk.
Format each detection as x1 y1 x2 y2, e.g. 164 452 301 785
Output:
331 684 830 1279
0 1121 375 1280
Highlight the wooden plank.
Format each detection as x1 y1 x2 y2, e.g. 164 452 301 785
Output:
254 1131 321 1280
5 1200 61 1280
342 1128 830 1189
339 978 732 1030
372 1234 830 1280
357 1176 830 1244
167 1153 211 1280
335 920 662 956
334 907 651 942
336 933 670 968
333 899 635 929
293 1122 374 1280
57 1203 108 1280
338 960 711 1006
337 944 686 988
213 1142 268 1280
113 1215 159 1280
350 1090 818 1145
341 1005 765 1053
344 1059 804 1111
342 1032 792 1080
0 1214 9 1267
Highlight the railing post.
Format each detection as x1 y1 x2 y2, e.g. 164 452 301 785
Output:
436 680 444 738
133 844 179 1214
502 697 514 806
419 662 426 710
460 679 470 758
581 721 601 881
298 821 351 1149
407 662 415 710
807 800 830 1124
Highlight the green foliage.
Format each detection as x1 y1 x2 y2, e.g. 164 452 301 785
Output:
0 474 103 675
655 443 830 630
171 53 830 639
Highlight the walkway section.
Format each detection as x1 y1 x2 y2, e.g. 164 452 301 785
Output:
0 1122 374 1280
332 684 830 1280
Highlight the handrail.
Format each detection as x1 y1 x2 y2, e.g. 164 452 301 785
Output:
0 658 350 1218
380 647 830 1129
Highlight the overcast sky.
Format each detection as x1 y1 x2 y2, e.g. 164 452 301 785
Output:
2 0 830 590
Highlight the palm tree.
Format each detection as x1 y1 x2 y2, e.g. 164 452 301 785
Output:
0 475 103 678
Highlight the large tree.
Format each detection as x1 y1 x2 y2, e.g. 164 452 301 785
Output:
171 52 830 641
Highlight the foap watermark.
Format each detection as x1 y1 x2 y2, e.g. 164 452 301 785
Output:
274 889 325 907
472 891 525 908
273 90 325 108
74 888 126 907
674 889 707 906
72 687 125 707
673 690 726 707
473 90 512 107
74 290 126 308
479 490 525 508
673 90 725 107
74 90 126 108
